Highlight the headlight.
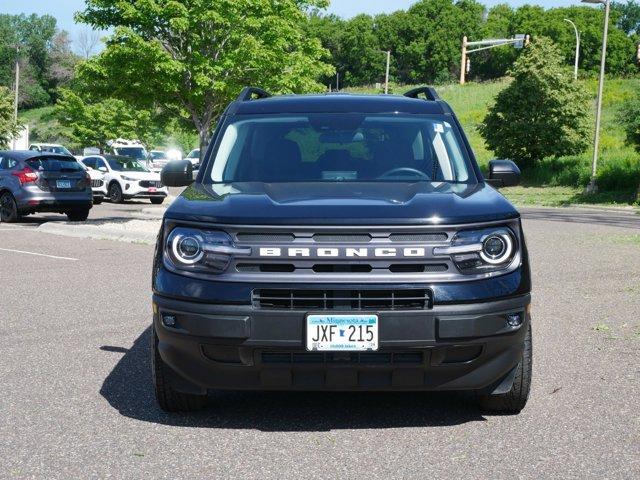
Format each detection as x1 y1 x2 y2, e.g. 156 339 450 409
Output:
121 175 137 181
433 227 517 274
165 227 251 274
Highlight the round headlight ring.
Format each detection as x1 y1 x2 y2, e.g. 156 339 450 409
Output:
480 233 513 265
171 234 204 265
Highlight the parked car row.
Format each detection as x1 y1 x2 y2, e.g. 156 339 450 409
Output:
0 149 170 223
79 154 168 204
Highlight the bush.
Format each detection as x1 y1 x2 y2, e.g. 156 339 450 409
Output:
480 37 592 169
619 97 640 153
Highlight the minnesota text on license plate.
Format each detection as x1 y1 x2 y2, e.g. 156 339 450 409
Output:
306 314 378 351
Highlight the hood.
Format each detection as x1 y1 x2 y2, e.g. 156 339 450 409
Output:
117 171 160 181
165 182 519 225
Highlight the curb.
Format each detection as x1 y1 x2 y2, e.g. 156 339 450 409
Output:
37 221 159 245
517 204 639 215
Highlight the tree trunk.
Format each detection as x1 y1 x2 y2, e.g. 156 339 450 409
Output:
635 182 640 204
198 128 208 164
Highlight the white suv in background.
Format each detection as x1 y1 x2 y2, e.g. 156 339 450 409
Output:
80 155 168 204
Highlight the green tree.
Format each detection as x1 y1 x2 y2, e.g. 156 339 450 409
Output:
620 97 640 152
0 14 59 108
55 89 155 152
618 96 640 201
480 37 591 169
0 86 20 148
613 0 640 35
74 0 334 158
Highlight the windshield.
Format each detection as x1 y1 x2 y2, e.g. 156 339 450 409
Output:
151 151 167 159
26 157 83 172
107 158 149 172
187 149 200 159
115 147 147 160
208 114 475 183
40 145 72 155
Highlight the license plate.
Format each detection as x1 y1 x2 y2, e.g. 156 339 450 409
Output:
148 187 157 192
56 180 72 189
306 314 378 351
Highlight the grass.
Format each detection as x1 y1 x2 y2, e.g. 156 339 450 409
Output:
346 78 640 207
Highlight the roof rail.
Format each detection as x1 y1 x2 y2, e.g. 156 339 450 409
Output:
403 86 440 101
237 87 271 102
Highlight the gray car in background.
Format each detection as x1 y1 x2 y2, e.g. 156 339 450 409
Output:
0 151 93 223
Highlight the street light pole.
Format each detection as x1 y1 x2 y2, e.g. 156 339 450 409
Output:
582 0 610 194
14 45 20 124
564 19 580 81
384 50 391 94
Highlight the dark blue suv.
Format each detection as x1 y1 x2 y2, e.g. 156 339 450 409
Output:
153 87 531 414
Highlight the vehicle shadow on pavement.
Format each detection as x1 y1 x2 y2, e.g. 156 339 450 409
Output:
100 327 488 431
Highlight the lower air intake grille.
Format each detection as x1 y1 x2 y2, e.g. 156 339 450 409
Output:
262 351 425 365
91 179 103 187
252 289 432 310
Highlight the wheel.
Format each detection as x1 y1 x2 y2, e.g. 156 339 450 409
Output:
0 191 20 223
66 208 90 222
152 326 208 412
93 197 103 205
109 182 124 203
150 197 164 205
478 324 532 414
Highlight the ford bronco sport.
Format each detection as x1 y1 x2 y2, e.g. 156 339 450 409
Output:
153 87 532 414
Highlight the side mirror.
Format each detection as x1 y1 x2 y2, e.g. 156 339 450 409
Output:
161 160 194 187
98 166 107 172
487 159 520 188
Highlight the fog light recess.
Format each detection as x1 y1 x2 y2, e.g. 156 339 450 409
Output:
506 313 523 327
162 314 177 327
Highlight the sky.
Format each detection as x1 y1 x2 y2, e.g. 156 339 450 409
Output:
0 0 588 43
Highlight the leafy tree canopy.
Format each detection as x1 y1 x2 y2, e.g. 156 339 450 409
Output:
74 0 334 155
480 37 592 168
0 86 20 148
56 89 156 152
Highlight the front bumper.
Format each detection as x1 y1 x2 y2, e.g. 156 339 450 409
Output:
153 292 530 392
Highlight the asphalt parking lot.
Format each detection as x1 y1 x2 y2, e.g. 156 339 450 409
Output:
0 203 639 479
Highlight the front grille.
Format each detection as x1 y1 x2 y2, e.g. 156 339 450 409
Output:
139 180 163 188
261 350 425 365
252 289 432 310
91 179 103 187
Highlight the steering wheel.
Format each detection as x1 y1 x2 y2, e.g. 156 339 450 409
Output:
377 167 430 180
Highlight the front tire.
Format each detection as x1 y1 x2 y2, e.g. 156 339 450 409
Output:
66 208 90 222
0 192 20 223
152 327 208 412
478 324 532 414
93 197 103 205
109 182 124 203
150 197 164 205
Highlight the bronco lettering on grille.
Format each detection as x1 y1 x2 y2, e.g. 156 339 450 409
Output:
258 247 428 258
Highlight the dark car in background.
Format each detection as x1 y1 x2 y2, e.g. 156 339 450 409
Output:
152 87 531 415
0 151 92 222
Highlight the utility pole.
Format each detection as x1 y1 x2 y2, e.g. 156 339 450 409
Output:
336 72 339 92
582 0 610 194
460 35 527 85
564 19 580 81
384 50 391 94
14 45 20 123
460 36 467 85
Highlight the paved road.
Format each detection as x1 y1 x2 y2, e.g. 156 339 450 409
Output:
0 209 639 479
